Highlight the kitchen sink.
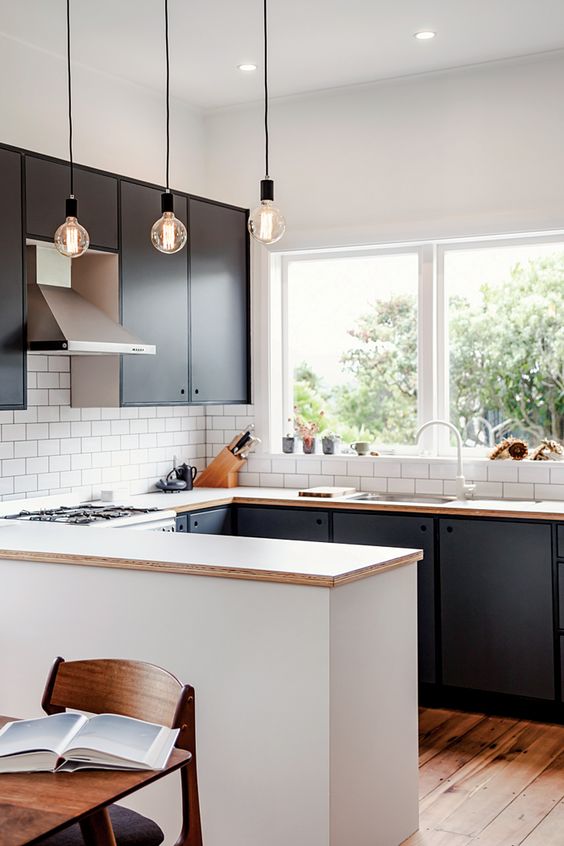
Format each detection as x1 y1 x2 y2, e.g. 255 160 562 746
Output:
348 493 456 505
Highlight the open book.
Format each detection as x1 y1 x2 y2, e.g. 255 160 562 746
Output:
0 712 179 773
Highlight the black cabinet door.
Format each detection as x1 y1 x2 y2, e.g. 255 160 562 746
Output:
236 506 329 542
333 511 436 684
120 181 188 405
440 518 554 700
0 148 25 409
25 156 118 250
186 507 233 535
189 199 249 403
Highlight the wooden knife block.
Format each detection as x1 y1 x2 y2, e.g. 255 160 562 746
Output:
194 447 246 488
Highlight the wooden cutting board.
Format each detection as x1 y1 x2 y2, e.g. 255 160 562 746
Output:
298 486 356 498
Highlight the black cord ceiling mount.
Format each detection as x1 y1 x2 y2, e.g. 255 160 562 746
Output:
248 0 286 244
150 0 188 254
54 0 90 258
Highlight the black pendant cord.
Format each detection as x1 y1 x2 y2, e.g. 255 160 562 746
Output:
263 0 269 178
165 0 170 193
66 0 74 197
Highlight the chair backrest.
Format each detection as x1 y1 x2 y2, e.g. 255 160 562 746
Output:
42 657 202 846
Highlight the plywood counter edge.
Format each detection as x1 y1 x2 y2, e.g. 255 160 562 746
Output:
0 547 422 587
170 494 564 522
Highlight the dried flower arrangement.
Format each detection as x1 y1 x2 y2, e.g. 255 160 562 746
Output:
531 439 564 461
294 412 324 453
489 437 529 461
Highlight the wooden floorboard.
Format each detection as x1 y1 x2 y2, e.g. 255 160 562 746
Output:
402 709 564 846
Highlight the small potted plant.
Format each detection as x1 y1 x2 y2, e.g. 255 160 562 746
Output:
294 413 322 454
282 419 296 454
321 431 341 455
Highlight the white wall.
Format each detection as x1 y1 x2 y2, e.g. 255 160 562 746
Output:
0 33 206 194
205 51 564 248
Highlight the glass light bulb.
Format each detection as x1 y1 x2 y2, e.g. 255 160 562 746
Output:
151 211 187 254
54 215 90 258
248 200 286 245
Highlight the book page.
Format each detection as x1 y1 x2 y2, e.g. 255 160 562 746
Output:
64 713 169 765
0 713 86 758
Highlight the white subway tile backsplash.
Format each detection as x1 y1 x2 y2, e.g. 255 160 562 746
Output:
15 475 38 493
284 474 309 488
415 479 444 495
503 482 535 500
518 462 551 484
48 357 69 372
27 390 49 406
3 458 26 476
487 461 519 482
534 483 564 501
15 441 37 458
3 424 26 441
549 465 564 484
297 459 321 475
374 461 401 478
259 473 284 487
347 460 374 477
400 462 430 479
388 477 416 494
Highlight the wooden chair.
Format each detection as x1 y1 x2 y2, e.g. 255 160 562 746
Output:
38 657 203 846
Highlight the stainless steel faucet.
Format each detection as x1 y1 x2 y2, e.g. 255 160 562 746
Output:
415 419 475 500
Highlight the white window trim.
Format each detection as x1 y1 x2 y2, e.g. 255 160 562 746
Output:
254 230 564 459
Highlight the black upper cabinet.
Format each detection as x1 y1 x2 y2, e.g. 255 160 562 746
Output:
189 198 249 403
25 155 118 250
333 511 436 684
120 180 189 406
0 148 25 409
440 518 554 700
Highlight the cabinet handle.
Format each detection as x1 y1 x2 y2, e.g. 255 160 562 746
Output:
194 388 199 395
420 525 427 532
446 526 453 533
316 518 323 525
194 521 199 527
180 388 185 395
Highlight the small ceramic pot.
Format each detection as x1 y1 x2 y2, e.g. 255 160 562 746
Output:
282 436 296 454
322 437 341 455
302 437 317 455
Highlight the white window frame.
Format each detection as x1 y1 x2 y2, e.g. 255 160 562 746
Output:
436 231 564 456
258 229 564 458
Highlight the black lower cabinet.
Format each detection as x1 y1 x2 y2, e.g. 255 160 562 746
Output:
236 506 329 542
333 511 436 684
440 518 554 700
176 508 232 535
0 148 25 409
187 507 232 535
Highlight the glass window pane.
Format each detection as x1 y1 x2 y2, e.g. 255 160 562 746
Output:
286 253 419 449
444 241 564 449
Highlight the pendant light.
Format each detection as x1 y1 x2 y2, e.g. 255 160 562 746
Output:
248 0 286 245
151 0 187 254
54 0 90 258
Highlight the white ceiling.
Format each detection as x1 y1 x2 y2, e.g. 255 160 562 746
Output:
2 0 564 109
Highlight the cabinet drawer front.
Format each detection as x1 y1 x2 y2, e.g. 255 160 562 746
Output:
237 506 329 542
175 515 188 533
440 518 554 700
559 562 564 630
187 508 232 535
334 511 436 684
120 181 189 405
0 148 25 408
558 525 564 559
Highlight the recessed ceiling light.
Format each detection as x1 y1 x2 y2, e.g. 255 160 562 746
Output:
238 63 257 72
414 31 436 40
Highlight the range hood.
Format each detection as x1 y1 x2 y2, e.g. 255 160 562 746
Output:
26 245 156 356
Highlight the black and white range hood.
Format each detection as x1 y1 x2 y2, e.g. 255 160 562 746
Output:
26 245 156 356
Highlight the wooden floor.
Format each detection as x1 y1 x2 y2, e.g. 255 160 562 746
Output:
402 707 564 846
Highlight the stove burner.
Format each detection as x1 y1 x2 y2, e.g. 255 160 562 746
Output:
4 504 161 525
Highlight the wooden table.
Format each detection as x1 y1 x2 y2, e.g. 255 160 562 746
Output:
0 715 191 846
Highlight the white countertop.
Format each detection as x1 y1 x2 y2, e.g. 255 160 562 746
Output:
0 518 421 588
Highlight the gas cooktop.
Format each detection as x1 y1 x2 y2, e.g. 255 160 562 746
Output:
3 504 163 526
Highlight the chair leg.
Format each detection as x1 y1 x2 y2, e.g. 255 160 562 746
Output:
79 808 117 846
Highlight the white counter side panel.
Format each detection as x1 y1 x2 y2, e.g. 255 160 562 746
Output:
0 559 331 846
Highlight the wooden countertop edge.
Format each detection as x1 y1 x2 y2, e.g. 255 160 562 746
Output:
0 548 421 588
170 494 564 522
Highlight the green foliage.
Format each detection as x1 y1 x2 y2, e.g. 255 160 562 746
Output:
292 253 564 447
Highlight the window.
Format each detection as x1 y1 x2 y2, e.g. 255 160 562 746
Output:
276 233 564 455
441 239 564 449
284 250 420 448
